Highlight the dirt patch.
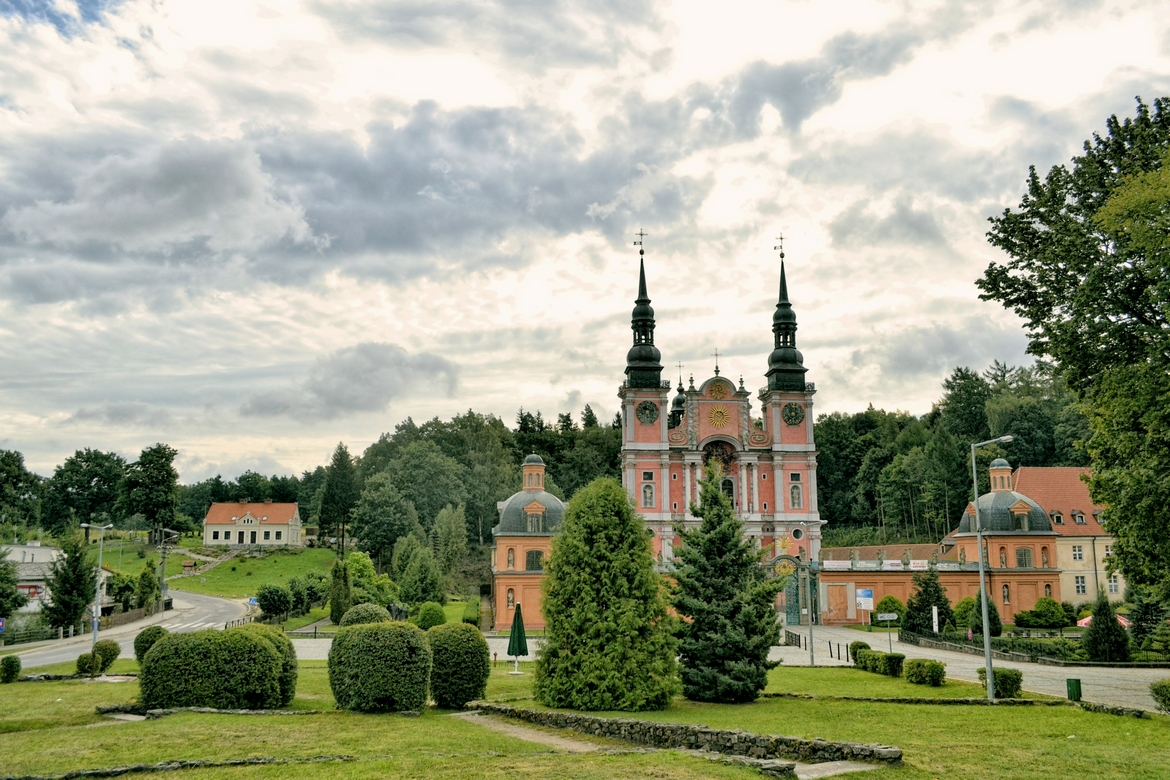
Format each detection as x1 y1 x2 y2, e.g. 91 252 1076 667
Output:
451 711 608 752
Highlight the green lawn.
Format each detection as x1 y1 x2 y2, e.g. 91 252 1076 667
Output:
279 606 330 631
169 548 336 599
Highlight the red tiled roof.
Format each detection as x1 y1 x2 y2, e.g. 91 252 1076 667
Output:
1012 467 1106 537
203 502 298 525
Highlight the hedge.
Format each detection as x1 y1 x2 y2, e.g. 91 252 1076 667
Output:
977 667 1023 699
462 600 481 626
1 655 21 683
904 658 946 686
853 649 904 677
94 638 121 672
328 621 431 712
338 603 392 628
1150 679 1170 715
231 622 298 707
416 602 446 630
849 641 871 665
428 622 490 709
134 626 169 664
140 629 283 710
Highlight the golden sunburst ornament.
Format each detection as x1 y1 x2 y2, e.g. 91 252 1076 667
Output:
709 381 728 400
708 407 730 428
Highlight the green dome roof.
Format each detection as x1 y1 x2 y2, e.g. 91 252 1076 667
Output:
523 454 545 465
494 490 565 535
957 491 1050 533
990 458 1011 469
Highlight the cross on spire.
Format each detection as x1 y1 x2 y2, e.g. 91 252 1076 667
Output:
676 361 685 385
712 348 721 375
633 229 647 256
774 234 785 260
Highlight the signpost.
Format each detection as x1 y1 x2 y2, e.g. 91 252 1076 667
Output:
877 612 898 651
856 588 874 630
248 597 258 606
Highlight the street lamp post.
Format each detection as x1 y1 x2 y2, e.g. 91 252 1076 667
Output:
970 434 1013 701
79 522 114 657
157 528 180 616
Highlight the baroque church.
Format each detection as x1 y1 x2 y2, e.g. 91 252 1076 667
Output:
491 247 825 630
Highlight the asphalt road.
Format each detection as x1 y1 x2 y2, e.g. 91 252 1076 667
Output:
13 589 247 669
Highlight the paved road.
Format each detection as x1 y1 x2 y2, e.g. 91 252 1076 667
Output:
784 624 1166 711
14 589 247 669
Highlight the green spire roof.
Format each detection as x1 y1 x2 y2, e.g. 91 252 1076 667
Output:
625 252 663 388
766 260 807 391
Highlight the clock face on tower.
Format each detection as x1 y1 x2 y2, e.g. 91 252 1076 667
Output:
635 400 659 425
782 403 805 426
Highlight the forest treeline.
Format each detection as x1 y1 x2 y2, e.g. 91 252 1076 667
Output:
0 361 1088 552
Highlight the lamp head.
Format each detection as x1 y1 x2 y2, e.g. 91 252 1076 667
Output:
998 435 1014 444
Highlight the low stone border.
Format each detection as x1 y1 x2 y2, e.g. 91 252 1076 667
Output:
95 705 323 719
761 692 1066 706
1 755 354 780
1077 702 1150 719
466 701 902 765
19 674 139 682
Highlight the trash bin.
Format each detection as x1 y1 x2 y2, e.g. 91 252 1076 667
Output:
1066 678 1082 702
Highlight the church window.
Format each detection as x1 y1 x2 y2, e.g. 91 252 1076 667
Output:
1016 548 1033 568
763 502 768 511
790 473 801 482
791 528 804 540
506 589 515 608
507 549 515 569
1044 583 1052 598
642 471 654 481
526 550 544 571
790 485 802 510
720 478 734 500
1002 584 1010 604
642 484 654 507
527 513 543 533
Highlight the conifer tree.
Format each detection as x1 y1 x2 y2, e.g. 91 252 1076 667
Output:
42 533 97 630
399 547 444 605
319 443 359 552
329 559 352 625
0 558 29 619
903 565 954 635
534 478 677 711
968 591 1002 638
672 466 782 703
1082 592 1130 662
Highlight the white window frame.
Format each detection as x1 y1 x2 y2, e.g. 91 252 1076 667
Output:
1075 575 1086 595
1072 545 1083 561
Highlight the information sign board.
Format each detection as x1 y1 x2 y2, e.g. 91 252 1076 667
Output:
855 588 874 611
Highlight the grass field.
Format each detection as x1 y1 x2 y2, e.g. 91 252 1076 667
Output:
169 548 336 599
3 651 1165 779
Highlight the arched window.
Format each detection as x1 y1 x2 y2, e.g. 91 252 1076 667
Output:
721 478 734 500
506 589 515 608
790 485 802 510
507 548 515 569
525 550 543 571
1016 548 1033 568
642 484 654 507
1044 583 1052 598
1002 584 1010 604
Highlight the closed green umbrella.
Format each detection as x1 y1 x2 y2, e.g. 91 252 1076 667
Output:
507 602 528 674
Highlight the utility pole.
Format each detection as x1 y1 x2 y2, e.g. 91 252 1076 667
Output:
80 523 113 658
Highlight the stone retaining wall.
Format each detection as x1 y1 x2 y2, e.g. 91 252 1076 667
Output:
467 701 902 765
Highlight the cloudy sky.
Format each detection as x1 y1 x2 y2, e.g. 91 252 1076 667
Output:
1 0 1168 481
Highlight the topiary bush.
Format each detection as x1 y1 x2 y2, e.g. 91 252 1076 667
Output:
872 595 906 626
416 601 446 630
231 623 298 707
1 655 21 683
140 630 283 709
93 639 121 672
978 666 1023 699
328 621 431 712
339 603 392 628
1150 679 1170 714
462 600 481 626
134 625 169 664
853 648 903 677
76 652 100 676
428 622 490 709
904 658 947 686
849 641 871 666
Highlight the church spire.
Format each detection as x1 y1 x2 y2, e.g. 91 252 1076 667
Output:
766 259 807 391
625 232 663 388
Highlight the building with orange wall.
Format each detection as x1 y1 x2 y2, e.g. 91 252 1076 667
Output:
490 454 564 631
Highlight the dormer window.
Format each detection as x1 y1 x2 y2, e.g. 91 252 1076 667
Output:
527 513 543 533
1073 513 1086 525
1052 513 1063 525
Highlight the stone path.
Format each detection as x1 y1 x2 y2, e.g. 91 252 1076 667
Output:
784 624 1167 711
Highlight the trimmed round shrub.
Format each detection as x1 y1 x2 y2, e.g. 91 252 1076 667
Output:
339 602 392 628
977 666 1023 699
140 629 282 710
1150 679 1170 714
416 602 446 630
905 658 947 686
1 655 21 683
328 621 431 712
93 639 121 672
849 641 870 666
134 626 169 664
76 652 100 676
428 622 490 709
231 623 298 707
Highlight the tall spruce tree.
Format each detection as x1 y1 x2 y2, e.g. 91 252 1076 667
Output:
328 559 352 625
0 557 29 619
903 565 954 635
672 466 782 703
399 547 445 605
1082 592 1131 662
42 533 97 630
319 443 359 553
968 591 1003 638
534 478 677 711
